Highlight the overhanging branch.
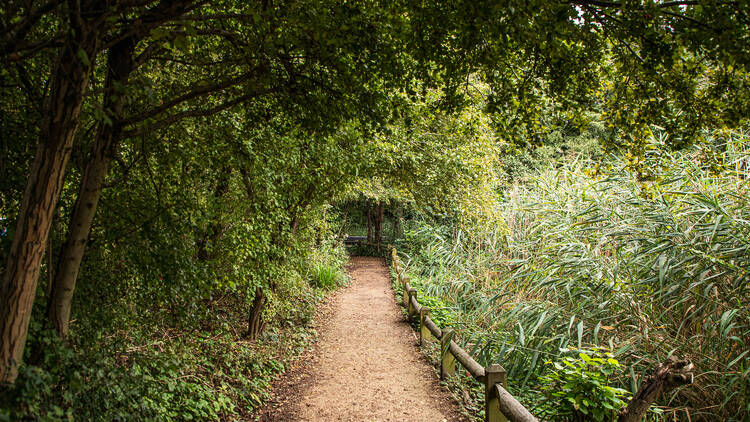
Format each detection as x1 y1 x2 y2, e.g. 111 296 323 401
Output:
121 87 278 138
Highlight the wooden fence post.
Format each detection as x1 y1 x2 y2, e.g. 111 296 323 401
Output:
401 277 410 308
419 307 433 345
440 328 456 379
407 288 417 317
485 364 508 422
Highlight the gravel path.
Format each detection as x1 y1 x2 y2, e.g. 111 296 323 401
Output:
257 256 466 421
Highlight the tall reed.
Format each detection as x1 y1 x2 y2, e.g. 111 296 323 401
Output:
400 140 749 420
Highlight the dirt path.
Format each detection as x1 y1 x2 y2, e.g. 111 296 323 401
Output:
257 256 466 421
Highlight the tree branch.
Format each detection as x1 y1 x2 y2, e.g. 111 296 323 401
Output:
1 0 62 56
618 356 694 422
121 88 279 138
121 68 267 126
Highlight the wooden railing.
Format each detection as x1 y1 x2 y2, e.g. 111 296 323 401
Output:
391 248 538 422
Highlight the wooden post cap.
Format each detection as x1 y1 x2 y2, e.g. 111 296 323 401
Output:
484 364 508 422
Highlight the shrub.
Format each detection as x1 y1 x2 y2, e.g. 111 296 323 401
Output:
538 348 630 422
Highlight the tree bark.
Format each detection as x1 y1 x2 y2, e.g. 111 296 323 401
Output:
246 287 266 341
196 165 231 261
0 30 99 384
43 0 198 339
374 201 385 250
46 37 135 339
366 203 374 244
391 206 401 240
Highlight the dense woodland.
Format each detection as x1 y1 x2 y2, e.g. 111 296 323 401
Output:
1 1 748 420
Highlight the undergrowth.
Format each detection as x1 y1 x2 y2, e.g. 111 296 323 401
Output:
1 242 350 421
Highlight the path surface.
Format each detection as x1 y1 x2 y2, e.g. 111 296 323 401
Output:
257 256 466 421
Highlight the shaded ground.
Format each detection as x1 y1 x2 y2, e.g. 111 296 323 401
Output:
256 256 467 421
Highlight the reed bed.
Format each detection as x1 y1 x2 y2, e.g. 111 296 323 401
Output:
399 143 749 421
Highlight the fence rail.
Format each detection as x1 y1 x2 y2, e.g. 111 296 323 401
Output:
391 248 539 422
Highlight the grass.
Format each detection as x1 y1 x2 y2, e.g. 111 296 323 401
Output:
313 263 346 290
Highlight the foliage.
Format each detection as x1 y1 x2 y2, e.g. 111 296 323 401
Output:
310 241 350 291
370 85 501 212
0 241 342 420
313 264 342 290
538 348 630 422
2 0 750 418
405 275 458 329
396 132 750 421
409 1 750 148
1 137 351 417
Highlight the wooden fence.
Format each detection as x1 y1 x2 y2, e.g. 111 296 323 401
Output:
391 248 538 422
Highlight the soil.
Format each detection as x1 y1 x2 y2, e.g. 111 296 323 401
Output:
255 256 467 422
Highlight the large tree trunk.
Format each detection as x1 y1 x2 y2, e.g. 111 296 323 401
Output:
0 32 99 384
246 287 266 341
46 38 135 339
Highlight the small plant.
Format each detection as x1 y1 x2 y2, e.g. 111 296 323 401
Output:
538 347 630 422
313 264 343 290
407 276 458 328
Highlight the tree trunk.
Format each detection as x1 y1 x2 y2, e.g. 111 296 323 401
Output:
196 165 230 261
0 32 99 384
374 201 385 251
246 287 266 341
366 203 374 244
290 215 299 238
391 206 401 240
43 0 196 337
46 38 135 339
46 224 54 299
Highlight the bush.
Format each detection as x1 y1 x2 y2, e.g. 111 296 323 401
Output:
538 348 630 422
